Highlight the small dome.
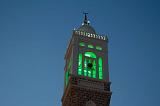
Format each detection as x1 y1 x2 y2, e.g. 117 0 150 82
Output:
78 24 96 34
77 13 96 34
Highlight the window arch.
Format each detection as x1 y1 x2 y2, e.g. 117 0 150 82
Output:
79 42 85 46
78 52 98 79
84 52 96 58
96 46 102 50
88 44 94 48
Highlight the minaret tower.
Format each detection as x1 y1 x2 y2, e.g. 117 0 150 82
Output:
61 14 112 106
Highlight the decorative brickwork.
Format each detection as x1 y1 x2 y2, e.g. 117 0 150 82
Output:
62 75 111 106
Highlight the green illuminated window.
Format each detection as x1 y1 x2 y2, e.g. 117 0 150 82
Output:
88 44 94 48
77 52 98 79
84 52 96 58
88 70 91 77
84 58 87 76
92 60 96 78
84 70 87 76
79 42 85 46
65 71 69 86
78 53 82 75
66 58 72 86
98 57 103 79
84 52 97 78
96 46 102 50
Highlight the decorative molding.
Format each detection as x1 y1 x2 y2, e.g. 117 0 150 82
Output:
74 30 106 41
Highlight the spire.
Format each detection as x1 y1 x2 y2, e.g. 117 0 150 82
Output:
78 13 96 34
83 12 90 25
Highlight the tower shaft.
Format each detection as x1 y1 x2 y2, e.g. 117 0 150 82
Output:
62 14 111 106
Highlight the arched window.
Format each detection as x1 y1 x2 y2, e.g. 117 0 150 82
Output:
88 44 94 48
98 57 103 79
78 53 82 75
96 46 102 50
84 52 97 78
79 42 85 46
84 52 96 58
65 58 72 86
78 52 97 79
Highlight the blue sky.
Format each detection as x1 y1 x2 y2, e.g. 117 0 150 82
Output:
0 0 160 106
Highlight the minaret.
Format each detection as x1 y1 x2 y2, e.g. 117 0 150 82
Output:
61 14 112 106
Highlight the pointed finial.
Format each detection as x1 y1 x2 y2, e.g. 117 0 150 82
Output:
83 12 89 25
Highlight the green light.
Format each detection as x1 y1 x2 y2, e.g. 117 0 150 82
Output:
84 52 97 78
88 69 91 77
65 58 72 86
98 57 103 80
84 52 96 58
92 60 96 78
84 70 87 76
96 46 102 50
79 42 85 46
65 71 69 86
88 44 94 48
84 59 87 67
84 58 87 76
78 53 82 75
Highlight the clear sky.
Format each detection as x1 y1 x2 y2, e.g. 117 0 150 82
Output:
0 0 160 106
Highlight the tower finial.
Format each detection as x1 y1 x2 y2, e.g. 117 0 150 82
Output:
83 12 89 25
